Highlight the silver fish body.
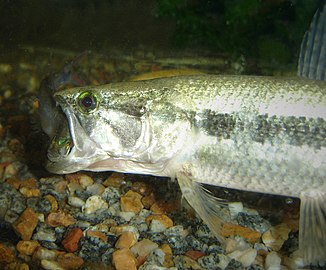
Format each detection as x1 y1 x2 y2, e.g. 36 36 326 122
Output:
42 3 326 265
47 74 326 264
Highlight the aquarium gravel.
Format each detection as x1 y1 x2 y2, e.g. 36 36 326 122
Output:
0 48 320 270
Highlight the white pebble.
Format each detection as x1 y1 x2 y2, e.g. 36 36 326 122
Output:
265 252 282 270
82 195 108 214
119 211 135 221
86 183 105 195
41 260 64 270
131 239 159 257
150 219 167 233
228 248 257 267
68 196 85 208
228 202 243 219
33 247 57 260
225 236 250 253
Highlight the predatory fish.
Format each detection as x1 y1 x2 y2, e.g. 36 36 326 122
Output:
37 52 87 140
43 5 326 265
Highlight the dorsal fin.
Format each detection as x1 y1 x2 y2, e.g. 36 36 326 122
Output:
298 3 326 81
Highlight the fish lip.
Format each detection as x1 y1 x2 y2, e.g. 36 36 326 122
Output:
45 94 108 174
53 94 87 152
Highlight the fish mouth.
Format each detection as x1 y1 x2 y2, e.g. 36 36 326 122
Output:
45 97 107 174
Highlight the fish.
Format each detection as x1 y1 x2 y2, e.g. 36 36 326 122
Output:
37 52 87 140
42 4 326 265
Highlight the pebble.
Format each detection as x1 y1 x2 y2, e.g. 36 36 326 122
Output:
228 202 244 219
82 195 109 214
139 248 166 269
262 223 291 251
103 172 125 188
237 212 271 233
46 211 76 227
19 187 41 197
185 250 205 260
228 248 257 267
86 230 108 243
198 253 230 269
225 237 251 253
222 223 262 244
119 211 136 221
142 192 156 209
53 180 68 193
62 228 83 252
44 195 59 212
101 186 121 205
41 260 65 270
13 207 39 240
112 248 137 270
57 253 84 269
282 250 306 269
32 247 59 261
173 255 202 270
131 239 159 257
5 262 30 270
0 242 16 264
68 196 85 208
265 251 282 270
66 173 94 189
120 190 144 213
115 231 138 249
78 174 94 189
33 227 56 242
6 177 37 189
67 182 83 195
146 214 173 233
110 225 140 239
89 222 110 232
160 244 174 268
16 240 40 256
3 163 17 179
86 183 105 195
131 181 153 196
150 200 177 214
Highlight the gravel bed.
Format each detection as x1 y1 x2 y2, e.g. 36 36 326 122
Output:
0 47 320 270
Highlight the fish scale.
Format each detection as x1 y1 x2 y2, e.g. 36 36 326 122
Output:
48 74 326 265
40 4 326 266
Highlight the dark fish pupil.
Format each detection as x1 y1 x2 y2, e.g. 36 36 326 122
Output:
82 96 93 108
78 91 97 113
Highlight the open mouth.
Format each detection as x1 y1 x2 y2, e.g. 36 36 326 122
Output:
47 114 74 162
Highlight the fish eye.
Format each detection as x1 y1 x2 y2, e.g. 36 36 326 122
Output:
78 91 98 113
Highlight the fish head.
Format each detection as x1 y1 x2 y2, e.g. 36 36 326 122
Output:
45 84 153 174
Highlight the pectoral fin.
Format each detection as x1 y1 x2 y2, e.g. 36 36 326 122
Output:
299 188 326 264
176 170 228 244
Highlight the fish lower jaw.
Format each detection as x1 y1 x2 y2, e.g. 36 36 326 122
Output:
83 157 169 176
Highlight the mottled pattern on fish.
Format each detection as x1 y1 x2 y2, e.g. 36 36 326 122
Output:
196 110 326 149
39 3 326 265
47 74 326 264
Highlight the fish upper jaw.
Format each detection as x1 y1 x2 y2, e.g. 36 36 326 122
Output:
45 100 108 174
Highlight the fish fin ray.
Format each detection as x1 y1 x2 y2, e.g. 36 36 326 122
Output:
298 3 326 81
176 171 228 244
299 188 326 264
